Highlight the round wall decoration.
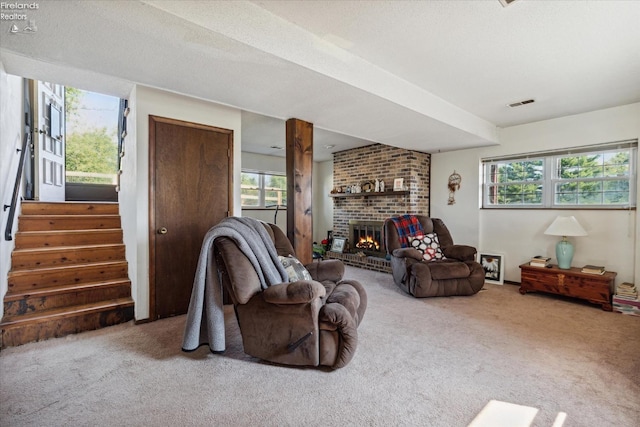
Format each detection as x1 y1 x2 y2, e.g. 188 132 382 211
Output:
447 170 462 205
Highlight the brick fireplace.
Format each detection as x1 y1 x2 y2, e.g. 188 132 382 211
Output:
326 144 430 270
331 143 431 251
349 219 385 257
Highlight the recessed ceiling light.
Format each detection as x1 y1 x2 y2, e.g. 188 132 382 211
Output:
508 99 535 108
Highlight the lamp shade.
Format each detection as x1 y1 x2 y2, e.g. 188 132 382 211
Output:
544 216 587 269
544 216 588 237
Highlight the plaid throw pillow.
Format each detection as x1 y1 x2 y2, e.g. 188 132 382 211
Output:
390 215 425 248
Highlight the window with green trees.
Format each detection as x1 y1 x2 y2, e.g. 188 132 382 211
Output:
483 142 637 209
241 171 287 208
65 87 120 184
485 159 544 206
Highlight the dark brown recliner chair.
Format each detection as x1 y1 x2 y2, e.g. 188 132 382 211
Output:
383 215 485 297
213 223 367 369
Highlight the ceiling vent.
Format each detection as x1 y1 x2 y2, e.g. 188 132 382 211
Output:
499 0 518 7
508 99 535 108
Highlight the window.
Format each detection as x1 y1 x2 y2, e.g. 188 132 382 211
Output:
485 159 544 206
241 171 287 208
554 151 631 206
65 87 121 185
482 141 637 209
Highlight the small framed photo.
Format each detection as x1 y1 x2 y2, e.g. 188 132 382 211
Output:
330 237 347 253
393 178 404 191
478 252 505 285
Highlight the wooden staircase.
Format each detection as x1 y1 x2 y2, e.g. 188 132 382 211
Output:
1 201 134 348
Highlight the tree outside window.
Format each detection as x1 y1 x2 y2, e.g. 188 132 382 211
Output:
555 151 630 206
65 87 120 184
487 159 544 206
264 174 286 207
241 172 260 207
483 144 636 209
241 171 286 208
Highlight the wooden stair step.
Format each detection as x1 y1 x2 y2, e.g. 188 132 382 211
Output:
0 297 134 348
8 261 129 292
1 297 134 325
4 278 132 301
2 201 134 349
18 215 121 231
20 201 119 216
14 229 123 249
11 244 126 270
3 279 132 317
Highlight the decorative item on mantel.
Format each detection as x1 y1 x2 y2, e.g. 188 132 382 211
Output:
362 180 375 193
544 215 588 269
447 170 462 205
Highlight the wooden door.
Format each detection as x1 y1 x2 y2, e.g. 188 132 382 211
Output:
149 116 232 319
31 80 65 201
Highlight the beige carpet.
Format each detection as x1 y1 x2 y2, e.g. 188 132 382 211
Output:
1 266 639 426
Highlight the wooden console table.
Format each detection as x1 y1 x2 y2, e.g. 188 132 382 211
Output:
519 263 617 311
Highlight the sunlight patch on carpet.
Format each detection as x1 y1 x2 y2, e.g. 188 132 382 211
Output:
552 411 567 427
468 400 539 427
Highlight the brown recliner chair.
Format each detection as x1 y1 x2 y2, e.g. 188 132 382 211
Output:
213 223 367 369
383 215 485 297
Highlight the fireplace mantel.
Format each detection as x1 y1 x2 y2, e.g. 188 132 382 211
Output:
329 190 409 199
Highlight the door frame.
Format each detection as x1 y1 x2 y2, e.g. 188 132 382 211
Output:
148 115 234 320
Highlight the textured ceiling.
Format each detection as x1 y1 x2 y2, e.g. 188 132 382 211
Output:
1 0 638 161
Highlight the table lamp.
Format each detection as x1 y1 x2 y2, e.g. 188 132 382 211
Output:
544 216 588 269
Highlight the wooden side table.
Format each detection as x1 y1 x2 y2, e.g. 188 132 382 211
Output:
519 263 617 311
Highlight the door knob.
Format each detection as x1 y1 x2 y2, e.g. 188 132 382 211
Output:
158 227 168 235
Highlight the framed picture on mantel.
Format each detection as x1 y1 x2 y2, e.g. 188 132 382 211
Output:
393 178 404 191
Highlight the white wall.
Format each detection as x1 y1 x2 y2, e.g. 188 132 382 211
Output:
240 152 287 231
241 152 286 174
314 160 333 244
431 103 640 285
120 85 242 320
0 64 23 319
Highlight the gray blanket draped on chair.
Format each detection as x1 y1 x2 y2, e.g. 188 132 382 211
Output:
181 216 288 353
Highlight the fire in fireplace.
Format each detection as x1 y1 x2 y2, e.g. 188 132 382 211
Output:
356 235 379 251
349 220 385 258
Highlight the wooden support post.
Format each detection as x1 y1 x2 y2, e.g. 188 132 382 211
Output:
286 118 313 264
